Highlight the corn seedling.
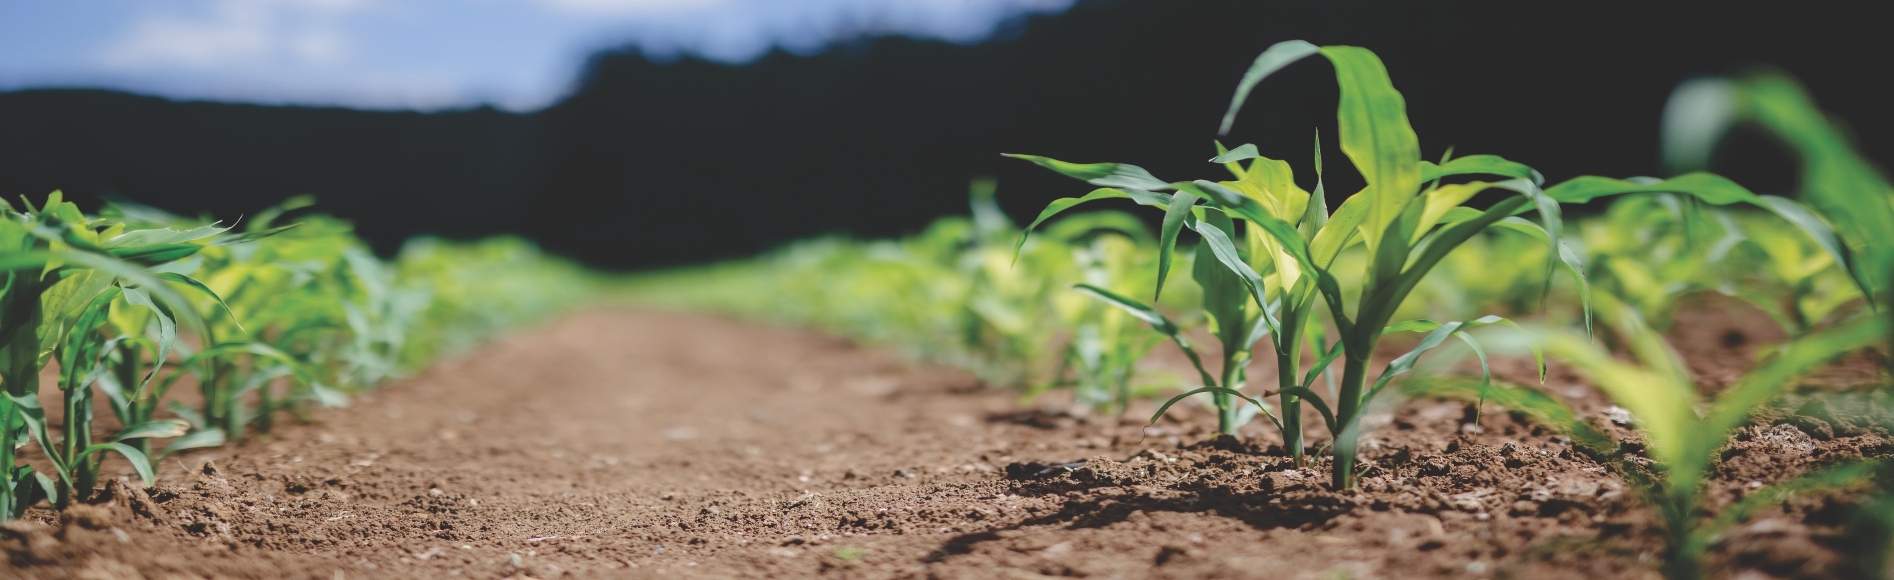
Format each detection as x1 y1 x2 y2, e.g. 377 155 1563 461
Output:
0 192 233 512
1011 40 1862 488
101 198 343 443
1662 71 1892 310
1481 296 1887 580
1011 41 1574 480
1038 212 1165 413
0 192 598 521
1714 211 1863 335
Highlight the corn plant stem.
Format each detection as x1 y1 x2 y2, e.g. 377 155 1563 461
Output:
1665 506 1703 580
114 351 151 457
1216 350 1242 435
1111 366 1132 417
59 381 94 505
1277 349 1304 464
258 375 274 433
204 360 231 441
0 403 18 517
1330 354 1371 490
1 361 33 518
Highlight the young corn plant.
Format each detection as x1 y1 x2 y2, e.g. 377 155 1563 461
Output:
1012 40 1852 488
1715 212 1864 335
103 198 333 443
1575 195 1694 324
959 181 1071 387
1 192 223 514
1491 298 1886 580
1040 213 1165 414
1661 70 1892 310
1011 40 1569 478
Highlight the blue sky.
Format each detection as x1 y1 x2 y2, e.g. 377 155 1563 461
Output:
0 0 1072 111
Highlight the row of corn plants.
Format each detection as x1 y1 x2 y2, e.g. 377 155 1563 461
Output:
2 196 597 519
627 48 1888 579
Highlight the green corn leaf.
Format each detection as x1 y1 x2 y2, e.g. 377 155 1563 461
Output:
4 466 52 519
1368 193 1533 334
1490 217 1593 337
306 382 350 408
1155 191 1199 300
1210 143 1260 164
1242 296 1284 350
209 223 301 247
1731 72 1894 299
1319 46 1421 260
1452 330 1494 422
1013 188 1167 262
1192 211 1251 351
106 244 203 267
1545 172 1871 303
102 223 230 248
156 272 244 332
1073 283 1217 388
0 249 207 337
3 394 65 476
1310 192 1369 267
1419 154 1543 185
162 428 226 456
1544 173 1762 205
1185 213 1273 317
1041 211 1154 246
93 364 132 419
1182 181 1320 277
112 419 191 442
167 401 207 430
1299 339 1346 391
1753 195 1869 306
75 443 154 486
119 287 177 392
1150 386 1270 426
1002 154 1172 191
1302 131 1329 243
1275 386 1339 437
146 255 203 275
1218 39 1321 136
60 286 123 389
1529 326 1696 468
1382 319 1441 333
1368 320 1463 400
1367 315 1526 405
247 195 316 230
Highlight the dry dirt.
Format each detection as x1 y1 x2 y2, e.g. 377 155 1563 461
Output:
2 301 1888 579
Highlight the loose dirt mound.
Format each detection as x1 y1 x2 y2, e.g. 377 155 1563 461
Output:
2 308 1885 579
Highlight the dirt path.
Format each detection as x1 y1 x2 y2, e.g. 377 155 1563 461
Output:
2 307 1882 579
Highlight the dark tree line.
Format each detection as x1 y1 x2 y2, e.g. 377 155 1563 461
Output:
2 0 1884 269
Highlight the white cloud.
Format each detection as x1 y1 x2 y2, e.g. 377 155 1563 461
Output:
57 0 1075 110
537 0 731 16
100 0 361 70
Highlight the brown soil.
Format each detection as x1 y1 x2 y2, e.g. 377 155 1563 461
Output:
3 302 1888 580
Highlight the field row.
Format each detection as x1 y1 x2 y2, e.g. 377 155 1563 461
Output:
2 197 597 518
627 45 1892 580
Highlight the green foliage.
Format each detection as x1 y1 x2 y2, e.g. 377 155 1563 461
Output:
1011 41 1585 486
626 180 1197 398
1 193 596 520
633 44 1867 498
1663 72 1894 307
1465 299 1886 580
